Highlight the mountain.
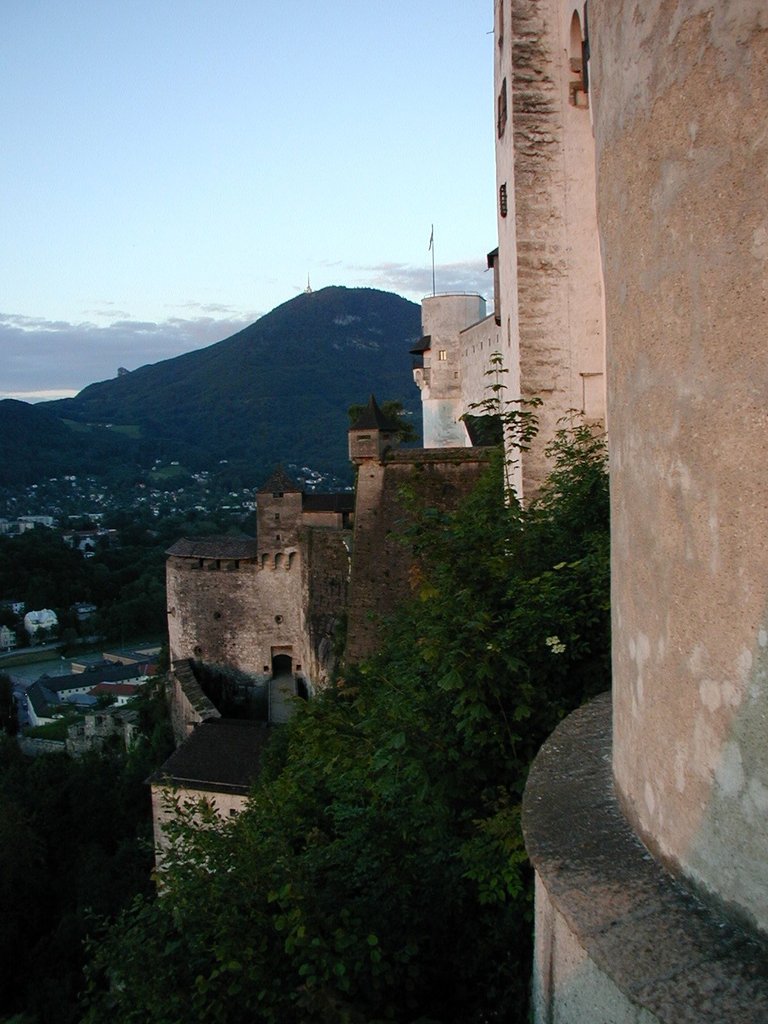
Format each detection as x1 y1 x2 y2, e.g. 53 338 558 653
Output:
1 287 422 487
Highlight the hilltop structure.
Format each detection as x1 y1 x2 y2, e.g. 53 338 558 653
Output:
510 1 768 1021
158 6 768 1019
166 467 353 701
411 0 606 501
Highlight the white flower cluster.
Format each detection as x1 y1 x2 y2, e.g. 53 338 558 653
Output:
545 635 566 655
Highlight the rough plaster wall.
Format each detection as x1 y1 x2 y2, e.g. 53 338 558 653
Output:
258 490 302 548
505 0 604 498
495 0 524 464
592 0 768 929
302 526 351 687
345 451 489 664
419 295 487 448
167 554 305 681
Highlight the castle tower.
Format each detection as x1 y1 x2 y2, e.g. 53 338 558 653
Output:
348 394 401 464
524 2 768 1019
412 294 487 448
494 0 605 499
257 466 302 551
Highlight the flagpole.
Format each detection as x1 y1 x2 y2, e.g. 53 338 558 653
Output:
429 224 436 296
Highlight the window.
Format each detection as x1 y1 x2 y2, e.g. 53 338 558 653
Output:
499 182 508 217
569 11 589 107
274 513 280 521
497 78 508 138
438 350 447 361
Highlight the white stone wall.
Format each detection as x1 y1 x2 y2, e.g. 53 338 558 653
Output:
417 294 487 448
494 0 605 499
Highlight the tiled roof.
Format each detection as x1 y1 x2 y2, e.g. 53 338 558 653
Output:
26 681 55 717
42 662 151 694
91 683 139 697
166 535 259 559
302 492 354 513
150 719 271 794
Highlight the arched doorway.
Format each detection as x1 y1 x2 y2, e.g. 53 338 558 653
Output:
271 652 292 677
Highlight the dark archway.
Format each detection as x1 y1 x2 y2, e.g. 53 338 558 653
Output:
271 653 292 676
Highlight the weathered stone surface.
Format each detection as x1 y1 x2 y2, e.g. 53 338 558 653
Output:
345 447 490 664
523 695 768 1022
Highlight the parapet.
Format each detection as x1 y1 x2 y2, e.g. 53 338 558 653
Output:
523 694 768 1023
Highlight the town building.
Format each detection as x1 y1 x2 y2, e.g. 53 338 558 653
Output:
149 719 271 854
23 608 58 642
0 625 16 651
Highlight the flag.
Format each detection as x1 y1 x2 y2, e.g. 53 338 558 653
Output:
428 225 434 251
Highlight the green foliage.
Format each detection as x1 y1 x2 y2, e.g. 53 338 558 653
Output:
0 684 173 1024
0 673 17 735
83 423 609 1023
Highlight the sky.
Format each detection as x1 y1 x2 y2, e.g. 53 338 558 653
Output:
1 1 497 401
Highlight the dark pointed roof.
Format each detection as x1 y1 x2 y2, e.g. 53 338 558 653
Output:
351 395 400 432
260 466 300 494
409 334 432 354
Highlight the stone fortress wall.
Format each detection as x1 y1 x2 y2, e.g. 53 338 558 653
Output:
519 0 768 1020
167 470 352 698
345 446 490 665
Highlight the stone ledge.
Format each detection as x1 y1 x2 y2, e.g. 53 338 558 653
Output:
522 693 768 1022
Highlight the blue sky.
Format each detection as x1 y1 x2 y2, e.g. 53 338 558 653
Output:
1 1 496 400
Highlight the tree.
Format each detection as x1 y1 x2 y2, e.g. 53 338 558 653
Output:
83 424 609 1024
0 674 17 735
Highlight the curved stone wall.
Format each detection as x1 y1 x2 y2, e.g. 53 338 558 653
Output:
591 0 768 928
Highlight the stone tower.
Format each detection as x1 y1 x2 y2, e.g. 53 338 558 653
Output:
523 2 768 1020
493 0 605 499
166 467 351 699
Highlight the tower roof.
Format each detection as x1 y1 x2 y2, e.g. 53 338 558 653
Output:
351 394 400 432
409 334 432 355
260 466 300 494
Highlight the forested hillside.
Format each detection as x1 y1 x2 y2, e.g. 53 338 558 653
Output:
0 288 421 488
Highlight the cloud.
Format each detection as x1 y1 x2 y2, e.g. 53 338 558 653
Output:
0 389 79 402
354 260 493 300
0 309 262 399
84 307 132 319
168 301 240 315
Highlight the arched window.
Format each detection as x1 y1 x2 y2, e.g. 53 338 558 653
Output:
497 78 508 137
569 11 588 108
